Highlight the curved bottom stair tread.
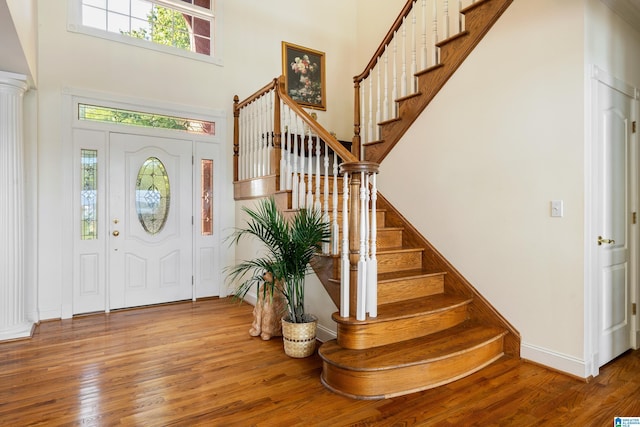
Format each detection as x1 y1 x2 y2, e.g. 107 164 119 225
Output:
318 322 508 399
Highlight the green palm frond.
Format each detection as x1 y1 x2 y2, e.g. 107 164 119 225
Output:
225 197 330 323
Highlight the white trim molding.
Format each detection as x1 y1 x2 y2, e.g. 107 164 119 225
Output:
521 342 591 379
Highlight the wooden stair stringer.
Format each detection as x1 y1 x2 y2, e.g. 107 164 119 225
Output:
364 0 514 164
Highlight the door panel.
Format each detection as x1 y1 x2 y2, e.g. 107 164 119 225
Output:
597 81 632 367
109 133 193 309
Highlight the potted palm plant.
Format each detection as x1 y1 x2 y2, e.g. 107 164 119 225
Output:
226 197 331 357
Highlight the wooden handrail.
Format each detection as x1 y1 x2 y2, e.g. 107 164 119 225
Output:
234 78 279 111
353 0 415 83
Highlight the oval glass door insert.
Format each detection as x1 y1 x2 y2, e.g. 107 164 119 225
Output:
135 157 170 235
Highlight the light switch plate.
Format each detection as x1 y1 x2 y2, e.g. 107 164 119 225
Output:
551 200 563 217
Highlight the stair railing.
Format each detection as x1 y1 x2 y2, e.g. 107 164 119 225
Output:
353 0 476 154
234 76 356 254
234 77 381 321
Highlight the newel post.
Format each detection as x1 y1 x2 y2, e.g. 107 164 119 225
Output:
339 161 379 320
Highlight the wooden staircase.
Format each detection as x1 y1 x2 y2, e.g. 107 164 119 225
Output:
233 0 519 401
314 192 517 399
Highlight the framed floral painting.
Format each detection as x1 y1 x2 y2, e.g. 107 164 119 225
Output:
282 42 326 110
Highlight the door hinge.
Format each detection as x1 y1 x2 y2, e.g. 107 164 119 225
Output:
633 121 637 133
633 212 637 224
633 303 637 316
192 276 194 286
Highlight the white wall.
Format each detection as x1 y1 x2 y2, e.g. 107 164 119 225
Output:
379 0 588 373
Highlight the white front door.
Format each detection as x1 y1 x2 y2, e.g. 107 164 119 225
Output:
108 133 193 309
596 77 634 367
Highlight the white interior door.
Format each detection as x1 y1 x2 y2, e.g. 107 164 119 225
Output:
109 133 193 309
596 79 633 367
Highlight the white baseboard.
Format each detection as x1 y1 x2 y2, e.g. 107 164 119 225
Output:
38 307 62 321
316 323 337 343
0 321 35 341
521 342 590 379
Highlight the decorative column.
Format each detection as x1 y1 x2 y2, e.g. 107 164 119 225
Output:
0 72 33 341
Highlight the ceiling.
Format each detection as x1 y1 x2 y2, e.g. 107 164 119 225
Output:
0 0 30 77
601 0 640 31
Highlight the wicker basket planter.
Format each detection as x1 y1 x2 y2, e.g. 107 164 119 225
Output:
281 315 318 358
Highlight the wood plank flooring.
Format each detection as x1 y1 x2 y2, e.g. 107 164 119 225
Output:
1 298 638 426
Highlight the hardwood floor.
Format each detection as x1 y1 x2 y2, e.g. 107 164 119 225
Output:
1 298 638 426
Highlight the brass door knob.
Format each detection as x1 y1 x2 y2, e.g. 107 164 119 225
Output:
597 235 615 245
112 230 120 237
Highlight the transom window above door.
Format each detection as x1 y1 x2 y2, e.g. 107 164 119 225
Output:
70 0 220 64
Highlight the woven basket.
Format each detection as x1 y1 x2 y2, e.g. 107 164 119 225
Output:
281 315 318 358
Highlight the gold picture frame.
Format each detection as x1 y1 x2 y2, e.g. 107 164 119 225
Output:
282 41 326 111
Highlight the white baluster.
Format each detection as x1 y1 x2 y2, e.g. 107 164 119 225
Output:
421 0 428 70
367 172 378 318
383 49 389 122
315 135 321 212
332 152 339 255
238 109 245 180
253 103 259 178
357 171 367 321
262 94 269 177
444 0 450 39
286 107 293 190
376 63 381 140
306 128 313 209
411 7 417 93
368 77 374 144
279 101 287 191
392 35 398 118
291 115 299 210
433 0 439 65
242 105 249 179
298 117 306 209
401 17 407 97
248 104 255 178
360 83 366 148
267 92 274 176
322 143 330 254
458 0 463 33
245 107 251 179
340 171 350 318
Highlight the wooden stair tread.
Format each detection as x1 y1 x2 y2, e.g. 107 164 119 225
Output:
376 246 422 254
319 322 507 371
333 294 472 325
377 269 446 283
